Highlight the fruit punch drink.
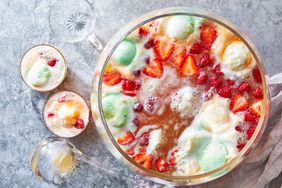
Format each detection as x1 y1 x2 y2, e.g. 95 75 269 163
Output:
99 15 265 175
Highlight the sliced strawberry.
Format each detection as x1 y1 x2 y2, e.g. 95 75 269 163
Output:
250 100 263 118
189 42 202 54
230 94 249 113
217 86 232 98
143 155 153 169
252 68 262 83
172 49 187 67
196 73 208 85
200 22 217 50
126 149 135 156
139 27 149 38
154 40 175 60
179 55 199 76
117 131 135 145
143 59 164 78
122 79 141 97
103 71 122 86
133 153 153 169
199 54 213 68
155 157 169 172
238 82 251 93
253 87 263 99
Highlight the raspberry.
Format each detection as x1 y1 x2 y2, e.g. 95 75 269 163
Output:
199 54 213 68
47 113 54 118
144 39 154 49
236 143 246 151
122 79 141 91
247 126 256 139
253 87 263 99
196 74 208 85
47 59 57 67
235 125 242 132
210 77 222 89
145 56 150 64
217 86 231 98
168 149 179 166
133 70 141 77
252 68 262 83
212 64 224 76
226 79 235 86
244 112 258 124
145 96 157 113
133 102 143 112
139 132 149 146
133 117 140 126
238 82 251 93
74 118 84 129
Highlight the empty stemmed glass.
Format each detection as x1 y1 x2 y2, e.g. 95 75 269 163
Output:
49 0 103 50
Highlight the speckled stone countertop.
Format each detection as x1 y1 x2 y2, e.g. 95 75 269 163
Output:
1 0 282 187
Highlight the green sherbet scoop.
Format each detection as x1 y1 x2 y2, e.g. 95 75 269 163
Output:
112 40 136 66
198 141 227 172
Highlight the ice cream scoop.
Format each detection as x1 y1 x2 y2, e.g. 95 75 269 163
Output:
102 94 131 128
198 141 227 172
27 59 50 87
166 16 194 40
112 40 137 66
221 41 255 77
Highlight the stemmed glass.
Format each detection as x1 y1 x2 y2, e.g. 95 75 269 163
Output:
49 0 103 50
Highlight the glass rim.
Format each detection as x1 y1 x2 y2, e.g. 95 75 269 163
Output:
91 7 271 185
20 44 68 92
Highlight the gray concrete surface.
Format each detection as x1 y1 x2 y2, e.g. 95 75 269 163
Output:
0 0 281 187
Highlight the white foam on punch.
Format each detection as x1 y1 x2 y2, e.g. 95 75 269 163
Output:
139 66 182 115
147 129 162 154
